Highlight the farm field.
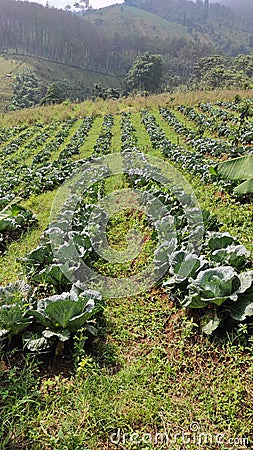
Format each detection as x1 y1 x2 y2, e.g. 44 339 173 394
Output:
0 90 253 450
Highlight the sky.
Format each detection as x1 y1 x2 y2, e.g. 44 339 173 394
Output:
27 0 124 9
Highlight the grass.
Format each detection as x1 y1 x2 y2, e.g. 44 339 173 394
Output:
48 119 83 162
24 122 63 167
92 207 157 280
1 295 253 449
0 190 56 284
1 89 252 128
131 112 153 151
75 116 104 160
185 176 253 255
110 114 122 153
1 92 253 449
85 3 189 39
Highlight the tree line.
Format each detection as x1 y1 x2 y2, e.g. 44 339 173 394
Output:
1 0 252 81
0 0 109 72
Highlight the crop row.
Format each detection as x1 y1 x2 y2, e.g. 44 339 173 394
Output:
93 114 114 155
124 150 253 335
2 121 61 169
0 123 28 147
164 107 250 157
0 165 106 351
0 123 46 162
0 117 94 198
141 110 215 180
31 118 78 165
216 98 253 113
199 102 235 122
179 104 253 145
1 146 253 353
121 112 138 151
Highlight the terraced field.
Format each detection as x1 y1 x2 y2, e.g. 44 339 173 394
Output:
0 94 253 450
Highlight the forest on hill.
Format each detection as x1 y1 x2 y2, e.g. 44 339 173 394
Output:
0 0 252 73
0 0 252 109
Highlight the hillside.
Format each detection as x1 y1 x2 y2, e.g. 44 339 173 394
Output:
84 5 193 41
222 0 253 20
83 4 215 65
0 54 120 111
121 0 252 52
0 0 252 110
0 0 252 73
81 1 253 77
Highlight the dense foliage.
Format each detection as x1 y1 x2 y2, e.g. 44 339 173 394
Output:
123 53 163 94
0 197 36 252
190 55 253 90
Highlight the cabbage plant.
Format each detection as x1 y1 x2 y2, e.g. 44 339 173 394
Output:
25 288 103 351
0 281 33 338
183 266 241 308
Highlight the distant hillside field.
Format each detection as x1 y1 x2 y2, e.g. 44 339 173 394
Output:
0 55 120 111
0 0 252 79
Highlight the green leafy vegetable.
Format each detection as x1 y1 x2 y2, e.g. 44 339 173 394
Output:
183 266 241 308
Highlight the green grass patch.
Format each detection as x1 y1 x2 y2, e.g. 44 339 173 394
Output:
75 116 104 160
131 112 152 151
1 293 253 449
0 190 56 284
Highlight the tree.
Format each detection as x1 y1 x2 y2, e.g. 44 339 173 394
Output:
10 68 42 110
123 52 163 94
40 82 64 105
73 0 91 13
64 5 72 12
92 84 120 100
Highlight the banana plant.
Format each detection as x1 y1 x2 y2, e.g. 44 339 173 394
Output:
215 154 253 194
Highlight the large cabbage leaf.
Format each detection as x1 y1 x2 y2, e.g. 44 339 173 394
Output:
163 250 206 289
0 281 33 337
210 244 250 269
183 266 241 308
29 288 103 333
224 271 253 321
206 232 238 251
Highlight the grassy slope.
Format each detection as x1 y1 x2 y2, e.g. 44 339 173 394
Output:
84 4 190 39
0 56 25 111
0 54 120 112
83 3 250 53
1 91 253 449
28 54 120 87
1 88 252 128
